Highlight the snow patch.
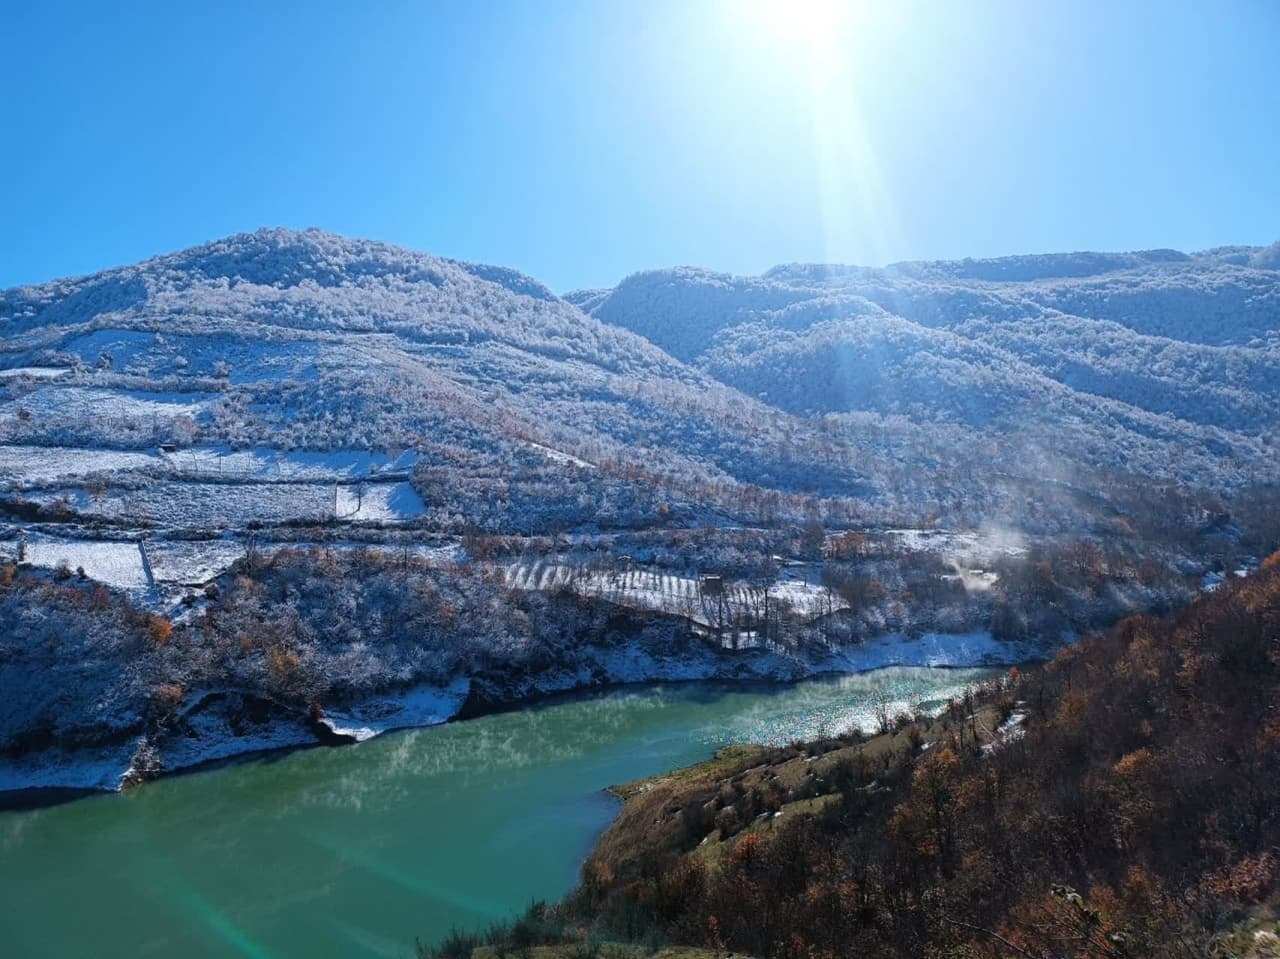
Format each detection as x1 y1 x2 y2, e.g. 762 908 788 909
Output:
0 366 71 380
317 678 472 741
0 741 137 793
526 441 595 470
0 445 162 484
146 540 246 585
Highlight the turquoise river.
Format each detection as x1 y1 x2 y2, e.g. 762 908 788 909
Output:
0 667 996 958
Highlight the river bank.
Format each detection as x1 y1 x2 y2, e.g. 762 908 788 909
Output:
0 628 1038 805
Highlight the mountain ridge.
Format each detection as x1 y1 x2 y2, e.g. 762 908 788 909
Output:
576 242 1280 501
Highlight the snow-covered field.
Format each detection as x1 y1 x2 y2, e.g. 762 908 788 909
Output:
35 479 428 528
1 440 428 530
2 534 468 600
7 385 217 422
0 741 138 793
32 481 336 527
885 527 1028 561
162 446 420 481
21 537 149 590
0 445 163 484
334 482 426 522
0 366 72 380
0 443 420 488
146 539 247 585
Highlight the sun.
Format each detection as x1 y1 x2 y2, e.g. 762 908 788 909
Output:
731 0 902 267
746 0 855 70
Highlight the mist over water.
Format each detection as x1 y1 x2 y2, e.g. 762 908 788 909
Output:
0 668 994 958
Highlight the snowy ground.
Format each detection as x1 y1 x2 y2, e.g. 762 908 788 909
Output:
161 446 420 481
316 678 472 741
334 482 426 522
0 445 163 484
31 482 336 527
7 385 217 422
1 535 468 603
525 441 595 470
885 526 1028 561
146 539 247 585
983 706 1028 754
21 536 149 591
0 443 420 488
0 366 72 380
53 326 324 384
24 479 423 528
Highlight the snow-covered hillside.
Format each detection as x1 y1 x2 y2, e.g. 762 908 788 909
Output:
578 246 1280 496
0 228 868 534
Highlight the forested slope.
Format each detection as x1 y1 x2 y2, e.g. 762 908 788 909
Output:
451 552 1280 958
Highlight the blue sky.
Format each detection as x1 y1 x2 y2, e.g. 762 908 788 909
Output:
3 0 1277 292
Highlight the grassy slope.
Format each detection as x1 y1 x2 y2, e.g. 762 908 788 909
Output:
591 708 1004 883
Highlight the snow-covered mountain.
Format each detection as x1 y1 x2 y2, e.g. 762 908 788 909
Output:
575 246 1280 496
3 230 1278 536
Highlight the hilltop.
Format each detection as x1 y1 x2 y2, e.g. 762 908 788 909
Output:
6 230 1278 542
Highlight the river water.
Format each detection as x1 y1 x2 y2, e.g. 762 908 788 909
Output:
0 667 996 958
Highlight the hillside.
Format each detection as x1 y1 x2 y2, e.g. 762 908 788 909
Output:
441 553 1280 958
577 247 1280 495
0 228 868 535
6 232 1280 545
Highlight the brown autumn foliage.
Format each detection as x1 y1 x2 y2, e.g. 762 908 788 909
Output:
146 613 173 646
562 550 1280 958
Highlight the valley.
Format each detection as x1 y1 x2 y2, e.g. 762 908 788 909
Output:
7 3 1278 956
0 230 1277 959
2 230 1276 799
